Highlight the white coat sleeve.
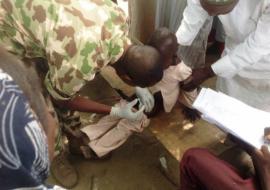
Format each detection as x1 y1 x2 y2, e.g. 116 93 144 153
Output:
212 5 270 78
176 0 210 46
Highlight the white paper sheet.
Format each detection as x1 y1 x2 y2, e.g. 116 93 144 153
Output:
193 88 270 149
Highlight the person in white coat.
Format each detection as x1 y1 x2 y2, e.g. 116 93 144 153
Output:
177 0 270 112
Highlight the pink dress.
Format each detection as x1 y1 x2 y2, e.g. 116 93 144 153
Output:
80 100 149 157
150 61 198 112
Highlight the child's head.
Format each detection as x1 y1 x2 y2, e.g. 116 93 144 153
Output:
148 27 178 69
113 45 163 88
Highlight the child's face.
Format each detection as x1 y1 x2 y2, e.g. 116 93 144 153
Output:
160 37 178 68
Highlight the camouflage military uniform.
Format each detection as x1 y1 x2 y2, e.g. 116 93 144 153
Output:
0 0 131 155
0 0 131 101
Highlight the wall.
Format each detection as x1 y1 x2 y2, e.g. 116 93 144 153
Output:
129 0 157 43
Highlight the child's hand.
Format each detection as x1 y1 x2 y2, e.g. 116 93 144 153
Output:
181 67 215 92
182 106 201 122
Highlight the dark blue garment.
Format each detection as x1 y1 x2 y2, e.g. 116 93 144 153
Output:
0 70 49 190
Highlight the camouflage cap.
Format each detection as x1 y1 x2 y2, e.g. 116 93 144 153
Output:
203 0 235 5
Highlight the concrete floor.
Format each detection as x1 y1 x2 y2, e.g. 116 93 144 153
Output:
48 54 252 189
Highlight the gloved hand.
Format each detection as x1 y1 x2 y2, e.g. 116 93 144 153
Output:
110 99 145 121
135 87 154 113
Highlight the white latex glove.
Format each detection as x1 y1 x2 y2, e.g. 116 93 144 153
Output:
110 99 145 121
135 87 154 113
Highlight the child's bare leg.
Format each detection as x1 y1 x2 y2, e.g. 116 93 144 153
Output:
181 105 201 122
146 91 164 118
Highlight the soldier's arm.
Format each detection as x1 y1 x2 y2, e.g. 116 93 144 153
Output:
44 63 113 115
46 0 131 115
53 95 112 115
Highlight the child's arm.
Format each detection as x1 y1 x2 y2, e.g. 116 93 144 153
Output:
176 61 197 108
178 89 201 122
175 62 201 121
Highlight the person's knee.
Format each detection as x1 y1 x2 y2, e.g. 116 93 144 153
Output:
183 148 207 160
180 148 209 169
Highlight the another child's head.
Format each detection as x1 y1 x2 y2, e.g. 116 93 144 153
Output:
148 27 178 69
112 45 163 88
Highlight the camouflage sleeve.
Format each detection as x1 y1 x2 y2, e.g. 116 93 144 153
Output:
44 44 98 101
0 0 131 101
44 0 131 101
44 66 87 101
98 0 131 65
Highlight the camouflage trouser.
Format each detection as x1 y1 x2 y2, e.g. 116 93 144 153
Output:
43 99 82 154
43 96 62 153
54 107 82 152
24 58 82 154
